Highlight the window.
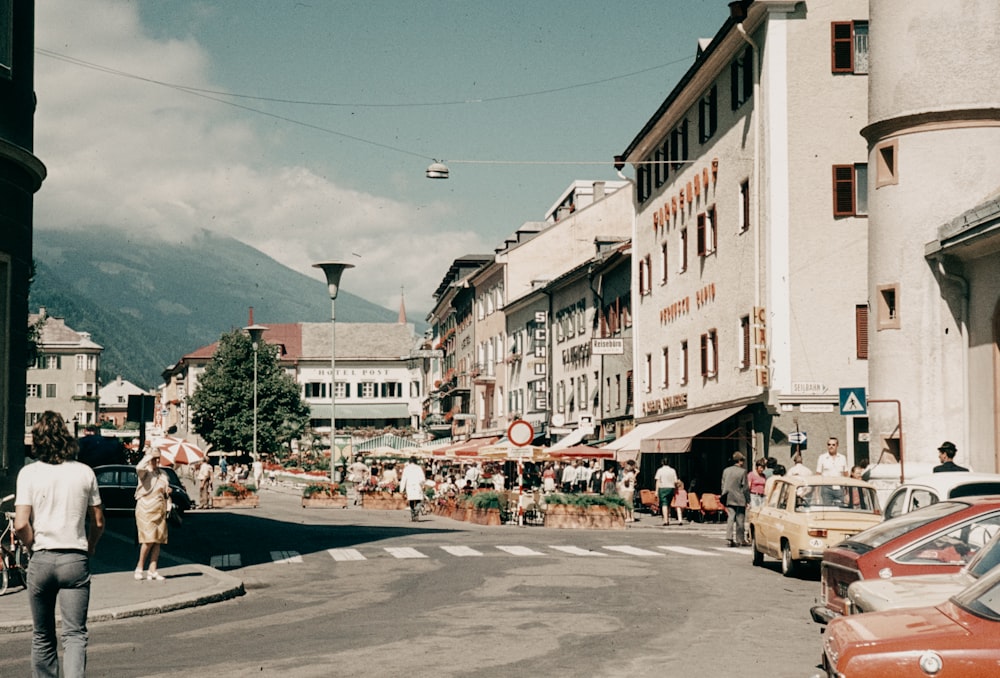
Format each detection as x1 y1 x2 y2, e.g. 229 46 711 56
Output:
335 382 349 398
877 284 900 330
697 206 717 256
42 355 61 369
45 384 57 398
556 381 566 413
577 303 586 333
680 341 689 386
660 242 669 284
833 164 868 217
661 139 670 182
856 304 869 359
670 119 689 167
380 383 402 398
661 347 669 388
679 229 689 273
76 354 96 370
615 374 622 409
579 376 587 411
739 179 750 233
739 315 751 369
654 148 664 188
832 21 869 74
731 46 753 109
305 382 327 398
698 85 718 143
75 383 97 397
638 257 649 296
26 384 40 398
876 139 899 188
644 353 652 393
637 164 652 203
700 330 718 378
360 382 376 398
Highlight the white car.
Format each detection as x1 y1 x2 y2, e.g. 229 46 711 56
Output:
882 472 1000 520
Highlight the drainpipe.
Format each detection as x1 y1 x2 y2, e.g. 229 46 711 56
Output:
935 257 970 463
615 160 641 424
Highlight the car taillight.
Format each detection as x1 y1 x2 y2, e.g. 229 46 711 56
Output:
808 529 828 538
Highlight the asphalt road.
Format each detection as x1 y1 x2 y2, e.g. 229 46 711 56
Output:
0 489 827 677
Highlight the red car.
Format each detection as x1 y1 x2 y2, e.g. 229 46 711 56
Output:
811 497 1000 624
821 562 1000 677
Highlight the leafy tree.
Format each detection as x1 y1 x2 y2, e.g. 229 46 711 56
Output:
189 330 310 455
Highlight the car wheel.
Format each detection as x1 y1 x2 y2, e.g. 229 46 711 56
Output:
781 540 795 577
751 532 763 566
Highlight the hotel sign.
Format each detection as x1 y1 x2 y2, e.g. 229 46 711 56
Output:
591 338 624 355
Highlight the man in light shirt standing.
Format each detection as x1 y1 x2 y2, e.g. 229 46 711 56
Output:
654 458 678 526
816 437 848 477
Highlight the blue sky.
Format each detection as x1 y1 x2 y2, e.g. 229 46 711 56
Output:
33 0 731 314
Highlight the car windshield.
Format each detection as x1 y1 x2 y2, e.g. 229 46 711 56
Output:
794 484 879 513
953 562 1000 622
841 501 967 549
967 530 1000 578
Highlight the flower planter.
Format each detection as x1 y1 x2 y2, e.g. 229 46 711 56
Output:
361 493 408 511
301 495 349 508
213 494 260 509
543 504 625 529
469 508 502 526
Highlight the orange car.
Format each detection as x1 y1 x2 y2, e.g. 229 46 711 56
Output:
821 561 1000 677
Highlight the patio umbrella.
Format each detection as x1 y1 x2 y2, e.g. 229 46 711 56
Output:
155 436 207 465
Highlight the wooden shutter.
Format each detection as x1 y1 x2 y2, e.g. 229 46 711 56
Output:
856 305 869 360
742 316 751 368
832 22 853 72
833 165 856 216
697 213 707 255
700 333 709 376
709 205 718 251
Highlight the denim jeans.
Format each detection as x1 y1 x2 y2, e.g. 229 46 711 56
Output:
27 550 92 678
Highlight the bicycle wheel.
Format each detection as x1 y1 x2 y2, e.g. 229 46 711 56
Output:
0 561 9 596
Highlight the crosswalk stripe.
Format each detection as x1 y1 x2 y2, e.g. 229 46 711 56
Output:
550 545 608 556
327 548 366 561
210 553 241 568
658 546 720 557
495 545 545 556
440 546 482 557
713 547 750 554
603 545 664 556
385 547 428 559
270 550 303 564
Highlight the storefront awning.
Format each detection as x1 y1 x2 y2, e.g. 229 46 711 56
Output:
638 406 746 454
549 427 591 450
310 404 411 420
601 421 668 462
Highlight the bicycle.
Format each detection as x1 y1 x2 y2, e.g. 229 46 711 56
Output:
1 494 29 595
409 499 432 522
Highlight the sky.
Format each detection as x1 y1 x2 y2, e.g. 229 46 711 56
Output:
32 0 732 315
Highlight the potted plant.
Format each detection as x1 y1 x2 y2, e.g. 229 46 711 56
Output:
214 482 260 508
359 482 407 510
468 490 504 526
543 493 625 529
301 482 348 508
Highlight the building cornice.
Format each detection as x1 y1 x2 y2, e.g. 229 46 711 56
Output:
0 138 46 191
861 107 1000 144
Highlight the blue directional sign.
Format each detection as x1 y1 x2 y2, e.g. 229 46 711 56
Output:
839 387 867 416
788 431 807 446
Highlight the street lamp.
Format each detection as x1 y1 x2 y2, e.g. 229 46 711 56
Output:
244 323 268 461
313 261 354 482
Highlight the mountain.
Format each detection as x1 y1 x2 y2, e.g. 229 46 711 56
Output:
30 227 422 389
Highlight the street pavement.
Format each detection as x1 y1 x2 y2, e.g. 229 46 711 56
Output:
0 482 726 634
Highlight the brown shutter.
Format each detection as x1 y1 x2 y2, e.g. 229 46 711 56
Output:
833 165 856 216
832 22 853 72
697 213 707 255
700 333 709 376
856 305 869 359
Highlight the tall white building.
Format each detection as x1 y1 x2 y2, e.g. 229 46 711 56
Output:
864 0 1000 470
620 0 871 485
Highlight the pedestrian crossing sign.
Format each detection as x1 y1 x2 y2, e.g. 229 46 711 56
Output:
839 387 867 415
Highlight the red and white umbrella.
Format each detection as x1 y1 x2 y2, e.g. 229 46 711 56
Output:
154 436 207 465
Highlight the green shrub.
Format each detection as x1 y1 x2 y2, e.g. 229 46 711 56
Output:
470 491 503 510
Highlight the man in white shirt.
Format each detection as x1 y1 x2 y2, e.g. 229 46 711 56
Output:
816 438 848 477
786 452 812 477
654 458 679 526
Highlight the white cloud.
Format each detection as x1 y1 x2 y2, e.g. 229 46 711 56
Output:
31 0 483 313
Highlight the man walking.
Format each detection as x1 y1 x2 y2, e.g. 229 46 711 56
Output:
933 441 968 472
197 460 214 509
654 458 678 526
720 452 749 547
15 411 105 678
399 456 427 521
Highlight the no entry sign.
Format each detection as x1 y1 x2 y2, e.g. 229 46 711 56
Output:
507 420 535 447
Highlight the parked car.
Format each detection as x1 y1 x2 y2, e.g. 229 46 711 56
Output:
811 497 1000 624
93 464 192 522
820 563 1000 677
747 475 882 577
882 472 1000 520
847 528 1000 615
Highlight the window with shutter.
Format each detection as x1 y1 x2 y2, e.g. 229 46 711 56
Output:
697 213 707 256
833 165 856 216
832 21 869 74
855 305 869 359
740 315 751 369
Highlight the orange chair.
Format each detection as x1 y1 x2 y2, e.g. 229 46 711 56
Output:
639 489 660 515
699 493 726 523
685 492 703 522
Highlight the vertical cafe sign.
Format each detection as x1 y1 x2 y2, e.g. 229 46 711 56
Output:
754 306 769 387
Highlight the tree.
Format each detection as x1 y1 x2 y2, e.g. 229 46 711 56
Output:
189 330 310 455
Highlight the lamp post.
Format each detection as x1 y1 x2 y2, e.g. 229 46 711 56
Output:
244 324 268 461
313 261 354 482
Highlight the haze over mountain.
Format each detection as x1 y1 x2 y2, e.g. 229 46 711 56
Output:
30 227 424 389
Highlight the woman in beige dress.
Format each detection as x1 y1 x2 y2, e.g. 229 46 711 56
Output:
134 447 171 580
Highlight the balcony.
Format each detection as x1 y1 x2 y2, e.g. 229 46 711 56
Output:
471 362 496 384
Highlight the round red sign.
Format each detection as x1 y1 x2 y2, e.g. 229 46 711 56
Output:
507 420 535 447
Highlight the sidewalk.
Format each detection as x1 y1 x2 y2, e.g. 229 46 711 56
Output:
0 525 244 634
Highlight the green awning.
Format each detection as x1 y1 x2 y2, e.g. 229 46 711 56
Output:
310 403 411 420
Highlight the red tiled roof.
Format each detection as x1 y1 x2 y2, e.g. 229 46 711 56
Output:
181 323 303 362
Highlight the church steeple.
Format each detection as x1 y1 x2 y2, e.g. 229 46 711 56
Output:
397 286 406 324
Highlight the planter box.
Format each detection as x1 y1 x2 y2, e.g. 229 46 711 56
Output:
213 494 260 509
468 508 502 526
361 493 407 511
543 504 625 530
301 495 349 509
